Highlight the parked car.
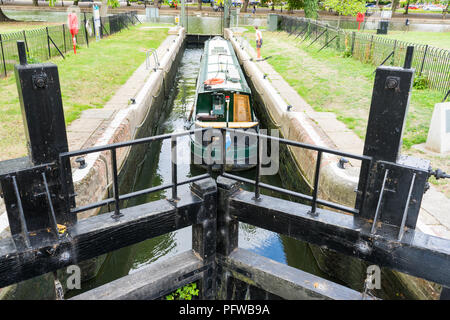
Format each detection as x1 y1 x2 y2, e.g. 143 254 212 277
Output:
365 3 376 7
423 5 442 11
407 5 419 10
232 0 242 6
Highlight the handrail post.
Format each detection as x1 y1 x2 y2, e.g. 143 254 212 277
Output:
0 34 7 77
253 132 261 200
171 136 178 200
221 128 226 175
308 150 322 216
111 148 123 220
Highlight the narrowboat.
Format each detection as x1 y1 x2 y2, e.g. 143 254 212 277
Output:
189 36 259 171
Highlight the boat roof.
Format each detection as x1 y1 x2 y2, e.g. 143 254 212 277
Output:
197 36 251 94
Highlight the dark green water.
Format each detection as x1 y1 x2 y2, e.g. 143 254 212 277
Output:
66 47 329 297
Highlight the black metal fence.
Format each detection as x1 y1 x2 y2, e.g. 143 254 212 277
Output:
279 16 450 93
0 11 139 77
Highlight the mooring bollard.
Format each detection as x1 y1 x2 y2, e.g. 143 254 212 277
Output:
0 41 76 248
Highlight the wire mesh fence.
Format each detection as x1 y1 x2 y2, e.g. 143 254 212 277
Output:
0 11 139 78
278 15 450 93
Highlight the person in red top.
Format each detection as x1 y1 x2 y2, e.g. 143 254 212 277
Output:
255 26 262 60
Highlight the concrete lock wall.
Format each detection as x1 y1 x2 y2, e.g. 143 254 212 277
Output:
0 28 186 300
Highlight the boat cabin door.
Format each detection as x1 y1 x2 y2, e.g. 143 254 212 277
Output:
212 93 225 116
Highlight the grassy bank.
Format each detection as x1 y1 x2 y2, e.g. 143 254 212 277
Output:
245 29 449 196
0 21 61 33
0 23 169 161
359 30 450 50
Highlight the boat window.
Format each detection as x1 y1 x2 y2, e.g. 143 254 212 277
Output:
212 93 225 116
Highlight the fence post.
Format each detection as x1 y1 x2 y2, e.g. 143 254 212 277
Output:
391 39 397 65
420 44 428 75
0 34 6 77
351 31 356 55
22 30 29 54
84 13 89 47
369 35 374 62
62 24 67 53
46 27 51 59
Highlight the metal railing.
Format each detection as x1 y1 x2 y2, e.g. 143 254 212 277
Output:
59 126 433 229
58 128 210 217
219 128 373 216
146 48 160 71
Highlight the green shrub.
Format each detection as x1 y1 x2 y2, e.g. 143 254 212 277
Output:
413 74 429 90
342 48 352 58
166 283 199 300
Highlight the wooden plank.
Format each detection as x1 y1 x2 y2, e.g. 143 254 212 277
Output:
218 248 364 300
71 250 205 300
233 94 251 122
0 191 203 288
229 190 450 288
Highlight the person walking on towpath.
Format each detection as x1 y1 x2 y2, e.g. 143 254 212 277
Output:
255 26 262 60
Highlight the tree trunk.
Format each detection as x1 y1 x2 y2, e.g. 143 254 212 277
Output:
0 8 12 22
74 0 79 5
404 0 410 15
32 0 38 6
243 0 248 12
444 3 449 20
197 0 202 11
391 0 400 15
271 4 274 11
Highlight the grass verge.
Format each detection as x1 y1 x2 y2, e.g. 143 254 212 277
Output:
0 23 169 161
358 30 450 50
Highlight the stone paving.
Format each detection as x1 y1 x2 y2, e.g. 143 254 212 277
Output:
234 30 450 240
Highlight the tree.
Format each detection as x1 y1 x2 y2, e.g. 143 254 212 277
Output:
404 0 410 15
391 0 400 14
323 0 365 16
323 0 365 27
243 0 249 12
0 8 12 22
304 0 318 19
286 0 319 18
197 0 202 10
442 0 449 19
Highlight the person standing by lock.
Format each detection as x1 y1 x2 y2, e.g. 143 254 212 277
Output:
255 25 262 60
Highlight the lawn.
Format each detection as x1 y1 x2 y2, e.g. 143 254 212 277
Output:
0 21 61 33
0 23 169 161
359 30 450 50
245 29 449 196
